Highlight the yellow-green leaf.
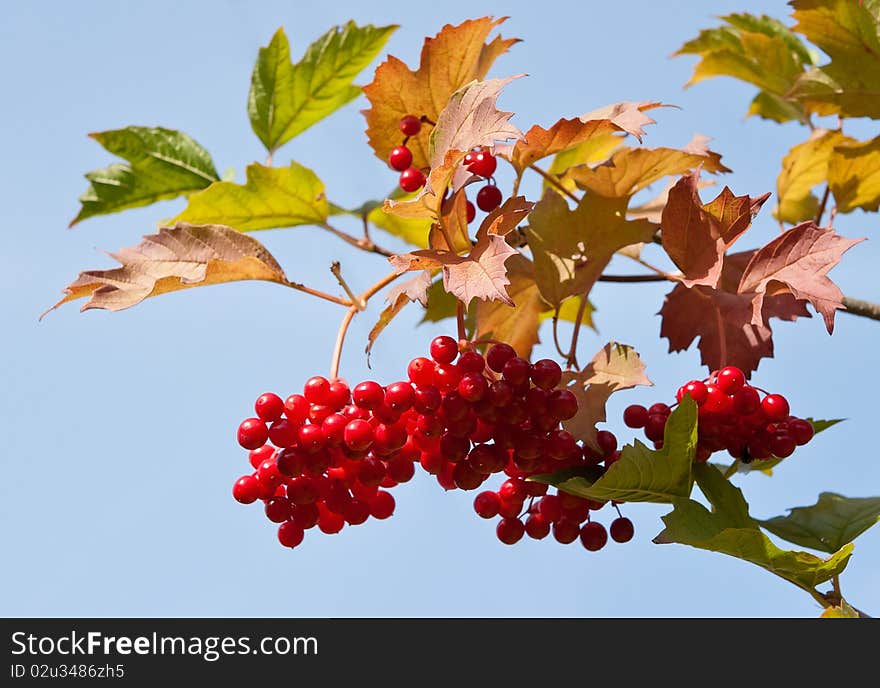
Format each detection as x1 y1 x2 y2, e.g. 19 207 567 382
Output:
828 136 880 213
474 255 542 358
248 23 396 153
71 127 219 226
172 162 328 231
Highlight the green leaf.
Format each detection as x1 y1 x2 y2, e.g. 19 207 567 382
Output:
675 13 811 120
760 493 880 554
71 127 219 226
747 90 809 123
533 396 697 503
248 23 397 153
788 0 880 118
172 162 328 231
807 418 844 434
655 464 854 591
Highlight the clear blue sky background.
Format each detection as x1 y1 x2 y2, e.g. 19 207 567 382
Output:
1 0 877 618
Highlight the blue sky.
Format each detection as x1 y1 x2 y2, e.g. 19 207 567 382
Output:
1 0 877 617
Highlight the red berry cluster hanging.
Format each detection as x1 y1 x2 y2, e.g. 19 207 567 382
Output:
232 336 635 552
623 365 815 464
388 115 427 192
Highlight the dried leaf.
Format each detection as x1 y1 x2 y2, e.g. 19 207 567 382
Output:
366 271 432 358
45 223 291 315
738 222 864 333
477 195 534 237
661 171 769 288
474 255 542 357
578 101 667 141
362 17 518 169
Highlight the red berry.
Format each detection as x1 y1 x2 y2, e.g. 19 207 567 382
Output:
648 403 671 417
789 418 814 446
399 167 426 192
525 512 551 539
548 389 578 420
457 351 486 374
430 335 459 364
496 517 525 545
277 521 305 548
344 419 374 451
317 504 345 534
265 497 292 523
679 380 708 405
466 201 476 223
538 494 563 522
553 519 581 544
762 394 790 422
303 376 331 404
716 366 745 394
385 381 415 411
248 445 275 470
288 475 319 505
291 503 320 530
327 380 351 409
502 357 532 385
623 405 649 428
407 357 436 387
369 491 395 519
232 475 261 504
703 385 732 414
297 424 325 453
530 359 562 390
321 413 348 446
476 184 502 211
343 499 371 525
609 517 634 543
644 414 667 442
284 394 310 424
254 393 284 422
458 372 488 402
399 115 421 136
388 145 413 171
486 343 516 372
413 386 442 413
732 386 761 415
276 447 307 477
580 521 608 551
433 363 462 391
237 418 269 450
769 431 796 458
467 150 497 178
353 381 385 410
596 430 617 456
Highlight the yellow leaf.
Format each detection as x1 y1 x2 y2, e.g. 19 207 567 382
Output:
828 136 880 213
545 132 623 192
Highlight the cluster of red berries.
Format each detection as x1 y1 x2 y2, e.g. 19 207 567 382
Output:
387 114 505 218
623 365 815 464
233 336 634 552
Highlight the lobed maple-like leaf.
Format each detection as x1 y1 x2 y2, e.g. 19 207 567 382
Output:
827 135 880 213
560 342 652 450
428 76 523 169
788 0 880 118
738 222 864 333
474 255 543 358
366 271 433 358
661 170 769 288
44 223 292 315
362 17 518 169
524 190 657 308
477 195 533 237
383 150 465 221
659 251 811 376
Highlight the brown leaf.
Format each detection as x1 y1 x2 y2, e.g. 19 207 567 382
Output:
579 101 668 141
428 76 523 169
431 190 472 252
507 118 623 174
561 342 652 449
366 271 433 358
661 171 769 288
383 150 465 221
659 251 811 376
474 255 543 357
44 223 291 316
568 145 731 200
738 222 863 333
477 195 534 237
362 17 518 169
524 190 657 307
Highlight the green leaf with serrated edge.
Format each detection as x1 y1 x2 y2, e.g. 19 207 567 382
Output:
530 465 604 488
172 162 327 231
533 396 697 503
760 493 880 554
248 23 396 153
71 127 219 226
747 91 809 123
655 464 853 591
788 0 880 118
806 418 844 434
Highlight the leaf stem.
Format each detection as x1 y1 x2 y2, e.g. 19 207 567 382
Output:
722 460 740 479
552 308 569 360
815 184 831 226
285 280 351 307
330 262 364 310
566 294 590 369
328 271 402 380
456 301 467 341
597 273 669 283
320 221 393 258
528 163 580 204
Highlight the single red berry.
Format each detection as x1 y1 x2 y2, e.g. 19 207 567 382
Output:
399 167 426 192
265 497 292 523
298 424 326 453
467 150 497 178
399 115 421 136
458 372 489 402
308 404 334 425
502 357 532 386
413 385 442 413
287 475 319 505
789 418 814 446
277 521 305 548
716 366 746 394
469 444 506 474
254 393 284 422
547 389 578 421
525 512 551 539
357 456 386 487
237 418 269 450
648 403 670 417
703 385 732 414
457 351 486 374
321 413 348 446
486 343 516 372
580 521 608 551
530 359 562 390
353 381 385 410
434 363 462 391
327 380 351 409
499 479 526 503
679 380 708 405
496 517 525 545
769 431 796 458
732 386 761 415
623 405 649 428
317 504 345 534
386 455 416 483
303 376 332 405
762 394 790 422
430 335 459 364
249 445 275 470
388 145 413 171
291 502 320 530
344 419 374 451
596 430 617 456
609 517 634 543
276 447 307 477
369 491 395 519
466 201 476 223
407 357 436 387
439 432 470 462
284 394 310 424
644 414 667 442
343 499 371 526
476 184 502 212
232 475 261 504
385 381 415 411
538 494 563 521
452 461 485 490
553 519 581 544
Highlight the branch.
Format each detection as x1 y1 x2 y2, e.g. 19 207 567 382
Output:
815 184 832 226
598 273 669 283
843 296 880 321
320 221 393 257
285 280 351 307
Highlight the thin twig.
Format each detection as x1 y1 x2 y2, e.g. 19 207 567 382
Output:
456 301 467 341
598 273 669 283
285 280 351 307
815 185 832 226
320 221 393 257
528 163 580 204
330 262 364 310
843 296 880 321
551 308 568 360
566 294 591 369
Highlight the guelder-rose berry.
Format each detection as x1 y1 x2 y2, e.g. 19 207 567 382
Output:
344 419 374 451
466 150 497 178
762 394 790 421
238 418 269 450
430 336 459 364
399 167 426 192
369 491 395 519
609 517 634 543
716 366 745 394
388 145 413 171
580 522 608 551
496 517 525 545
277 521 305 548
530 359 562 390
254 393 284 422
399 115 421 136
476 184 502 212
232 475 261 504
353 381 384 410
623 405 648 428
486 343 516 372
